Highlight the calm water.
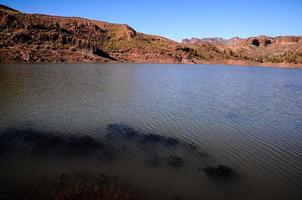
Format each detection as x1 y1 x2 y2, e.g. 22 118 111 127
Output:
0 64 302 200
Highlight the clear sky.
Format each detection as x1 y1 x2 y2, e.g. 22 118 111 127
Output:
1 0 302 41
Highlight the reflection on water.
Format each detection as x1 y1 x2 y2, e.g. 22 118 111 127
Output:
0 64 302 200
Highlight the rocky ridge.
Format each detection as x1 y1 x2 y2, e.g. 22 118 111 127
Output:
182 36 302 66
1 5 302 67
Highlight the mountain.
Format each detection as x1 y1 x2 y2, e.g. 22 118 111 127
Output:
0 5 196 64
1 4 302 67
182 36 302 66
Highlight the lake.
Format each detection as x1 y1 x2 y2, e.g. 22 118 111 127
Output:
0 64 301 200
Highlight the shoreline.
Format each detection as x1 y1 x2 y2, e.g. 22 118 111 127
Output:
1 61 302 69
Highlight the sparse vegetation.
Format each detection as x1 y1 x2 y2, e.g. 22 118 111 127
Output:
0 4 301 67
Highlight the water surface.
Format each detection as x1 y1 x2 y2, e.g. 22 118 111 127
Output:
0 64 302 200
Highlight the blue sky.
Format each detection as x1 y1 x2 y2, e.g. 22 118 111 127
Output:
1 0 302 41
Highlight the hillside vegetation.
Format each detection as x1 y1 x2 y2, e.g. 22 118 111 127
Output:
1 5 302 67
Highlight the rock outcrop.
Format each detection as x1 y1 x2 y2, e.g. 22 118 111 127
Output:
182 35 302 66
0 4 194 64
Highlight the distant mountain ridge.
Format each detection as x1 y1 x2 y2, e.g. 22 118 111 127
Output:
1 4 302 67
182 36 302 66
182 35 302 46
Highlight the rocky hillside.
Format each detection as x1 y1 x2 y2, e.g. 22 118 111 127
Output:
182 36 302 66
0 5 195 64
1 4 302 67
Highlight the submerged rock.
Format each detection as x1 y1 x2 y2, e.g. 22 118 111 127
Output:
106 124 181 148
163 137 180 146
142 134 162 143
141 133 181 148
0 127 112 159
201 165 238 180
167 155 184 167
1 123 208 172
106 123 140 139
185 142 208 158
